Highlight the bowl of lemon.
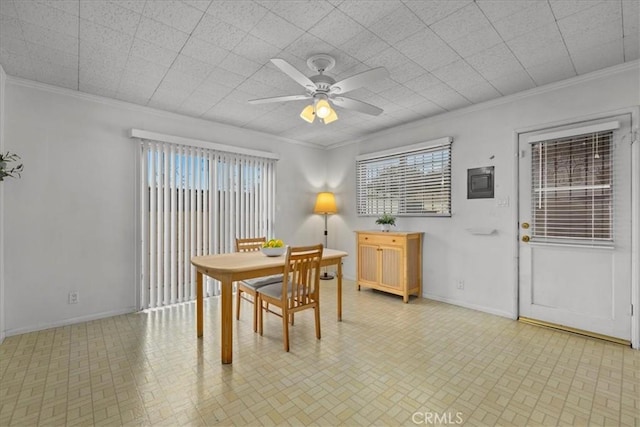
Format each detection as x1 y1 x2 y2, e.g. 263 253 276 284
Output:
261 239 286 257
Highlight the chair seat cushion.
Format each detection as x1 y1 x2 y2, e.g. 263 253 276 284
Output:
240 274 283 290
259 282 313 299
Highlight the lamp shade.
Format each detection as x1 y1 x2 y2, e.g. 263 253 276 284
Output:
315 99 332 119
323 108 338 124
314 192 337 214
300 105 315 123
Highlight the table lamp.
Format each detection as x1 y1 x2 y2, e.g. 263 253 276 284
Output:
314 192 337 280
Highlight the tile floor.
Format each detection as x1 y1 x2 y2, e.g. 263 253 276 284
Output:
1 279 638 426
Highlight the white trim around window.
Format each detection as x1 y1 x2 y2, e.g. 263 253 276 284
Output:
130 129 280 160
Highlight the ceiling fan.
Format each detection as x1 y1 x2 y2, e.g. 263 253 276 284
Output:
248 54 389 124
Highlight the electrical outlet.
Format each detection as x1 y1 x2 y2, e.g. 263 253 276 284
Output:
68 291 79 304
456 280 464 290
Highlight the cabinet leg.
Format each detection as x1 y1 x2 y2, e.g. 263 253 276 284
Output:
357 285 361 291
403 295 408 303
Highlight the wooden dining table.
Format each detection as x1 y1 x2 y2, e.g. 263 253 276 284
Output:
191 248 348 364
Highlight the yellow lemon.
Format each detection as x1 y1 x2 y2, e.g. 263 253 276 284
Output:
275 239 284 247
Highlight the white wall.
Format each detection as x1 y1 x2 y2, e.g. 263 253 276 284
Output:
0 65 6 343
2 80 326 335
2 63 638 339
327 63 640 320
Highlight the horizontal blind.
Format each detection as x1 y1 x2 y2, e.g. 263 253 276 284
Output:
356 141 451 216
531 130 613 245
140 139 276 309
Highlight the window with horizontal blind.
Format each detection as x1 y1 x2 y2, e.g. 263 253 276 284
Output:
356 138 452 216
531 130 613 244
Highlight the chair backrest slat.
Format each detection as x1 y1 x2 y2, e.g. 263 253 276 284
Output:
283 245 323 307
236 237 266 253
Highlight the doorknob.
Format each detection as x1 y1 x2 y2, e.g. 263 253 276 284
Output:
522 235 530 242
521 222 530 229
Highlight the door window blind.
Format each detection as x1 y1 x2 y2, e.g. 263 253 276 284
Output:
531 130 613 245
356 140 452 216
140 139 276 309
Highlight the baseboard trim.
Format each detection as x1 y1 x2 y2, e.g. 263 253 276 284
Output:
4 307 137 337
518 316 631 346
423 293 515 319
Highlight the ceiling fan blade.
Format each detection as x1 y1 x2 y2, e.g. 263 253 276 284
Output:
329 67 389 94
332 97 384 116
270 58 317 91
248 94 311 104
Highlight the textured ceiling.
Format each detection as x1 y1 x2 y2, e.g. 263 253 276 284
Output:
0 0 638 147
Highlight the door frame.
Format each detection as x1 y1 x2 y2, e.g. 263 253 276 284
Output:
513 107 640 349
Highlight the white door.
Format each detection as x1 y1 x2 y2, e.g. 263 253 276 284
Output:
518 115 633 341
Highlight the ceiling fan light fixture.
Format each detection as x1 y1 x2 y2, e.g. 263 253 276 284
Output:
249 55 388 123
315 98 332 119
300 104 315 123
323 108 338 124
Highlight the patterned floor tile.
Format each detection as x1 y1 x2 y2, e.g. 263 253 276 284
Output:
1 279 638 426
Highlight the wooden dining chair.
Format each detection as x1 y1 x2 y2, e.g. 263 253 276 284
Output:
258 244 323 352
235 237 283 332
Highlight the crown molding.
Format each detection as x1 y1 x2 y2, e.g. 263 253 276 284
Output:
5 76 325 150
325 60 640 151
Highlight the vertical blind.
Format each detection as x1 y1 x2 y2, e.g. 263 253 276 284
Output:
140 139 276 309
531 130 614 245
356 140 452 216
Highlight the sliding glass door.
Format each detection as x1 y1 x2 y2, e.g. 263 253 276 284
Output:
139 139 276 309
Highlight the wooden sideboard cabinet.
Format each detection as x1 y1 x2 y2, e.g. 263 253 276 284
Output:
356 231 424 303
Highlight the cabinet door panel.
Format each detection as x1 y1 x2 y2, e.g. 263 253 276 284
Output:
380 246 403 290
359 244 378 284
